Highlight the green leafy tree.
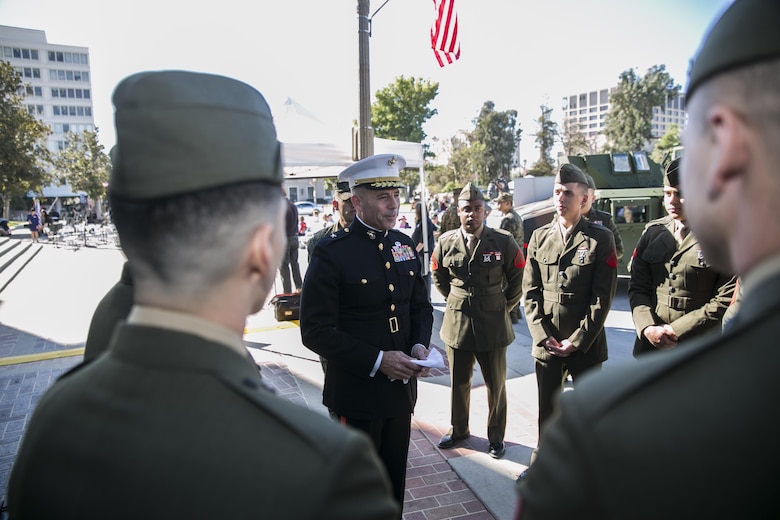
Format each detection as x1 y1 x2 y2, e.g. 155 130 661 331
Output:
0 61 52 218
447 132 486 187
471 101 522 184
371 76 439 198
531 104 558 175
423 164 458 195
561 118 589 156
52 129 111 205
651 124 682 163
604 65 680 152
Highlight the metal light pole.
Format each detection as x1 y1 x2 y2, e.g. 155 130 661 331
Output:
357 0 374 159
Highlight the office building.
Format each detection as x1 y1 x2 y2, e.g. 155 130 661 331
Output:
1 25 94 155
562 86 686 150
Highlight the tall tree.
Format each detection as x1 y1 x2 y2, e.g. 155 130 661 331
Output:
471 101 522 185
371 76 439 196
448 132 485 187
603 64 680 152
561 118 589 156
52 129 111 208
531 104 558 175
0 60 52 218
650 124 682 163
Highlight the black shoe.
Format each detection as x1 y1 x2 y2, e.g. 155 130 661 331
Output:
488 442 505 459
516 469 529 481
438 432 469 449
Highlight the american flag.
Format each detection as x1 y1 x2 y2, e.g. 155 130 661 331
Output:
431 0 460 67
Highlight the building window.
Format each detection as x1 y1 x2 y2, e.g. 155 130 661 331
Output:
600 89 609 104
49 69 91 82
589 107 597 113
589 91 597 105
579 93 587 107
48 51 88 64
579 109 586 115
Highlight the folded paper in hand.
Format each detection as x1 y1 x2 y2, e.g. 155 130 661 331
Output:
410 347 445 369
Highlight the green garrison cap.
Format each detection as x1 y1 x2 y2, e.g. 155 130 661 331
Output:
458 181 484 202
664 159 680 189
687 0 780 102
585 174 596 191
555 163 588 186
110 70 283 200
342 154 406 190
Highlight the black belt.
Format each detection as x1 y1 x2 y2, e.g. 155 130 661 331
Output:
450 285 503 297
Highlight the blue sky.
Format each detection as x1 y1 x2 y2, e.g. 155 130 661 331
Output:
1 0 732 162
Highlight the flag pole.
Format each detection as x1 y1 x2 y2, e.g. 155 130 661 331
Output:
357 0 374 159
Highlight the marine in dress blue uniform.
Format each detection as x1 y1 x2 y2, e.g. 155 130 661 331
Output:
300 154 434 507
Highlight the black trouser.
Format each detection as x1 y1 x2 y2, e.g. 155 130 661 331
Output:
279 236 302 293
340 414 411 507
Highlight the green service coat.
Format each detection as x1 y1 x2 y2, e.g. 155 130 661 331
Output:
9 324 399 520
515 268 780 519
499 208 524 249
83 261 134 361
629 215 736 356
432 226 524 351
523 217 617 364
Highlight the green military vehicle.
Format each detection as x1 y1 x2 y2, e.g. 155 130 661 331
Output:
517 150 666 277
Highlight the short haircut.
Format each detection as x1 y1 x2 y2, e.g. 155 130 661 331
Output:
695 58 780 157
111 181 282 293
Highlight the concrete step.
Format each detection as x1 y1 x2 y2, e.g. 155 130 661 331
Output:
0 242 43 293
0 239 21 261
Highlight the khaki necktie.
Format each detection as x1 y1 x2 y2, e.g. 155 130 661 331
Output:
467 233 477 255
675 221 689 244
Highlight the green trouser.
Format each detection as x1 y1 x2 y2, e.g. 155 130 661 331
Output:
446 345 508 444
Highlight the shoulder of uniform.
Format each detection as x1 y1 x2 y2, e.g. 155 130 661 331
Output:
644 215 672 230
439 228 461 241
595 209 612 220
490 227 513 238
583 219 613 236
316 227 350 246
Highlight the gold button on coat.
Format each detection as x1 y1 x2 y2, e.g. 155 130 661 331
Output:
389 284 395 292
361 279 367 284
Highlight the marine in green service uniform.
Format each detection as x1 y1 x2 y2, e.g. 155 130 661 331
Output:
8 70 399 520
494 191 524 323
83 260 134 361
522 163 618 459
437 186 462 234
629 159 736 357
515 1 780 517
583 173 624 260
432 182 524 460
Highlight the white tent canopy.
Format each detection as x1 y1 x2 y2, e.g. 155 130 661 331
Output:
275 97 423 174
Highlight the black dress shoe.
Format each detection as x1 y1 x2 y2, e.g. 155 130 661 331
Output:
488 442 505 459
438 432 469 449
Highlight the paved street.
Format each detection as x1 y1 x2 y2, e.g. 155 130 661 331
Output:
0 228 636 519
